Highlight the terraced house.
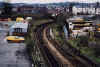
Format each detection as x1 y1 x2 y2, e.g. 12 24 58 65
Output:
73 5 100 15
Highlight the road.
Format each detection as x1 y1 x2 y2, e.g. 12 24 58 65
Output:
0 23 31 67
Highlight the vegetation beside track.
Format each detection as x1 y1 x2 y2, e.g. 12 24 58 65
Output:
25 17 53 67
51 24 100 65
68 36 100 63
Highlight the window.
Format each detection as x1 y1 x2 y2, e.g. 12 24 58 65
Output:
14 28 22 33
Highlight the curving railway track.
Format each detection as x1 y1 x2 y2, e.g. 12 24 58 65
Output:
33 22 97 67
43 27 97 67
34 23 60 67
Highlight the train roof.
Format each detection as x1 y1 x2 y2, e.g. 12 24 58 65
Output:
11 22 28 29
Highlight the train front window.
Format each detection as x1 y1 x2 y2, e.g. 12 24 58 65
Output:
14 28 22 33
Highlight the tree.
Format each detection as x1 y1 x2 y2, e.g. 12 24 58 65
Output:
77 36 89 47
69 3 75 15
94 47 100 57
3 3 12 16
55 12 72 38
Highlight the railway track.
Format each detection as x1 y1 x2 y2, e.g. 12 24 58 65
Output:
43 27 98 67
43 27 74 67
34 23 60 67
33 21 97 67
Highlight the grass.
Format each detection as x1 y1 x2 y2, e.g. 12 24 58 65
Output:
67 39 79 49
80 47 94 55
51 24 66 46
51 24 100 63
67 36 100 63
91 56 100 63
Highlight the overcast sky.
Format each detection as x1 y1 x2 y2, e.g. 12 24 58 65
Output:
2 0 100 3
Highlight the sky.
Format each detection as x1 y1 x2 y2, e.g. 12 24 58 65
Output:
1 0 100 3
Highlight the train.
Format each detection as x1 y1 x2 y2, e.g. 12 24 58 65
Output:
9 22 28 36
6 22 28 43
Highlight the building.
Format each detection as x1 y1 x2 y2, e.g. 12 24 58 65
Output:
12 5 49 15
67 17 94 38
72 5 100 15
12 5 41 14
18 5 37 14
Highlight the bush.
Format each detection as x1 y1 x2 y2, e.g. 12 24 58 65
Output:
77 36 89 47
26 40 35 55
94 47 100 57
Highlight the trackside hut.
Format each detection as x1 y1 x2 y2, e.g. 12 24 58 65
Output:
9 23 28 36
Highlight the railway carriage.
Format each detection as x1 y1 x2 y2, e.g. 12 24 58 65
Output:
9 22 28 36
